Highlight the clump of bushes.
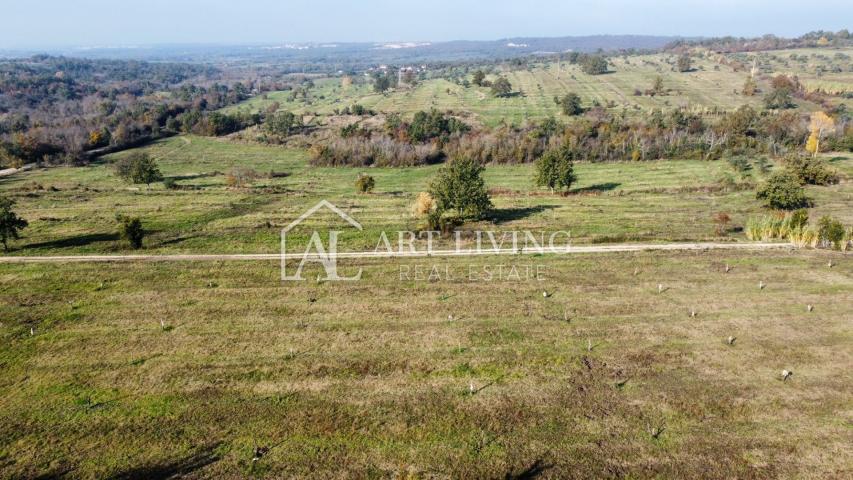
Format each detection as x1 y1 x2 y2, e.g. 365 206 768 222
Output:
784 154 840 186
355 174 375 193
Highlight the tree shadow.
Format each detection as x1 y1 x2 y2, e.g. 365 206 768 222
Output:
167 172 220 181
106 442 222 480
570 182 621 194
23 233 120 250
505 458 553 479
492 205 556 224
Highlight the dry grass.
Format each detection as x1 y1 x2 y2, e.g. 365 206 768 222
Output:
1 249 850 478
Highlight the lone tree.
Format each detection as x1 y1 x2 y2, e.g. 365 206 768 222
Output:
116 214 144 249
676 54 692 72
491 77 513 97
472 70 487 87
0 196 28 251
429 157 492 220
756 171 811 210
580 55 609 75
535 147 577 193
555 93 583 116
114 152 163 186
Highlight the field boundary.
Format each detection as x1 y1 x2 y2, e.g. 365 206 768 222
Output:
0 242 794 263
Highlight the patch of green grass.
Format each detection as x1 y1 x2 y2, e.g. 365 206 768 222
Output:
1 135 849 255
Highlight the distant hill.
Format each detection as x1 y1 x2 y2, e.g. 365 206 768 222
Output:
0 35 682 70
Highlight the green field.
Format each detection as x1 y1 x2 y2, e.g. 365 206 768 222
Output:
224 48 853 126
0 136 851 255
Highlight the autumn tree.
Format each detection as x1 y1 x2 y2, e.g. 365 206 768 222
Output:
676 54 692 72
805 111 836 157
742 77 758 96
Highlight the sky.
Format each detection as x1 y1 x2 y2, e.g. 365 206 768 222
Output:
2 0 851 48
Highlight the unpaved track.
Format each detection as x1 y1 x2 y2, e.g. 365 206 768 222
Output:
0 242 794 264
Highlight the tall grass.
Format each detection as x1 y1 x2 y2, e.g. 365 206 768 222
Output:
744 212 806 241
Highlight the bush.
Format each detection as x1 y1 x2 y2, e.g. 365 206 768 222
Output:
355 174 375 193
117 215 144 249
162 177 178 190
429 157 492 220
412 192 435 216
756 171 811 210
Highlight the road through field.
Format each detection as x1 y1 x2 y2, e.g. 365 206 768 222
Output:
0 242 796 263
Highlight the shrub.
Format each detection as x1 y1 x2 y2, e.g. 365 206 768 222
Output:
429 157 492 220
412 192 435 216
162 177 178 190
355 174 375 193
817 215 845 249
756 171 811 210
713 212 731 236
117 214 144 249
225 167 259 188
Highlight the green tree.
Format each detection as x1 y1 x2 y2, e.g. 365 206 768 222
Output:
491 77 513 97
580 55 609 75
0 196 28 251
555 93 583 116
117 214 144 249
756 171 811 210
535 147 577 193
114 152 163 186
429 157 492 220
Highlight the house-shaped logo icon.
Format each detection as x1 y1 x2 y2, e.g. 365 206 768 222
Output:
280 200 363 281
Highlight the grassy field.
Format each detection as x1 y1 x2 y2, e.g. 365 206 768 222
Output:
223 48 853 126
0 249 851 478
0 135 851 256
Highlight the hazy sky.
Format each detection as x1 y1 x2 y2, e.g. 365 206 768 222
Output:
2 0 851 48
